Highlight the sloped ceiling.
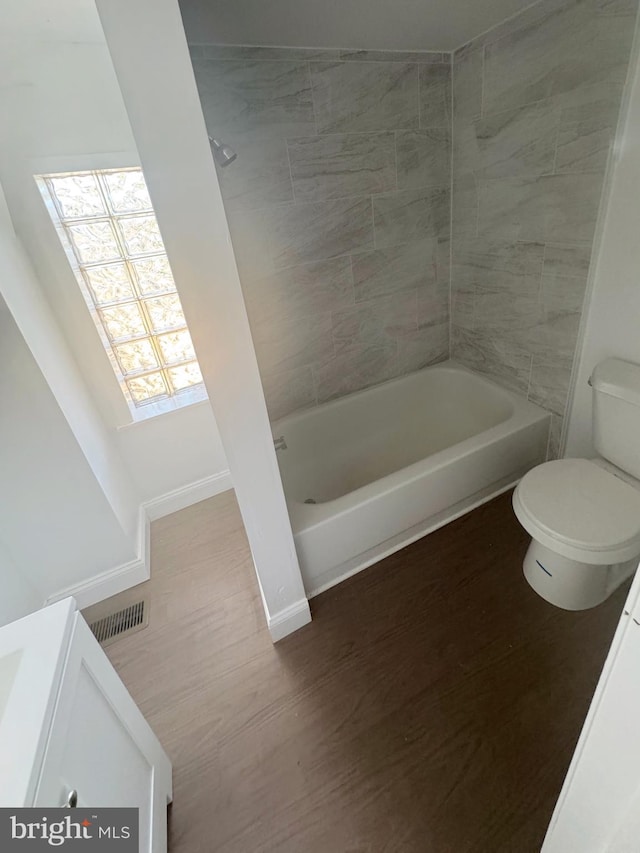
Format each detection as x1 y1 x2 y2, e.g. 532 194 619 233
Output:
179 0 540 52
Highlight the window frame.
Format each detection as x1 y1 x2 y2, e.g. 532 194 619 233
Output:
35 166 207 422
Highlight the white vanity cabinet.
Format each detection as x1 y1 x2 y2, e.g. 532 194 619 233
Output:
0 599 172 852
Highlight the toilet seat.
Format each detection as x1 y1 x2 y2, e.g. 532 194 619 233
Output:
513 459 640 565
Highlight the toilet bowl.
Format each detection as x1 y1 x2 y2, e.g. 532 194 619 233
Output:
513 459 640 609
512 357 640 610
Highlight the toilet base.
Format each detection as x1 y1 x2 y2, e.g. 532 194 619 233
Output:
523 540 637 610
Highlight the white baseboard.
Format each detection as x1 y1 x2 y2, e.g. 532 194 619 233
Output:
44 473 233 611
143 471 232 521
267 598 312 643
45 507 151 610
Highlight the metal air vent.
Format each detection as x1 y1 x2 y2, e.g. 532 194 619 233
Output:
88 600 148 646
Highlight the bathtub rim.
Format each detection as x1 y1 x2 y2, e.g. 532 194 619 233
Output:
273 360 550 531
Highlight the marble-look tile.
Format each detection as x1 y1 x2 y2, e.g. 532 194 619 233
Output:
451 239 544 326
546 413 564 460
261 365 317 422
528 357 573 416
452 48 483 121
543 243 592 278
310 62 419 133
477 173 603 243
191 59 316 136
473 290 543 350
451 326 532 394
315 342 399 403
331 290 418 352
194 45 340 62
337 50 448 63
373 186 450 248
534 273 587 359
396 129 451 190
453 267 541 304
540 271 588 315
351 239 438 302
483 0 635 115
225 207 273 281
454 0 568 59
396 323 449 373
454 238 545 278
287 133 396 202
513 273 585 372
242 257 354 329
556 119 613 174
451 173 478 238
451 289 475 329
417 284 450 328
437 237 451 283
554 83 623 174
596 0 640 15
461 0 636 60
419 64 452 128
251 311 334 374
270 197 374 268
215 132 293 211
470 101 559 178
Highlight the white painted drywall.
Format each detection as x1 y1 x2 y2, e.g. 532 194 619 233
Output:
96 0 311 639
0 539 41 627
178 0 536 52
565 38 640 459
0 184 139 543
0 0 229 505
116 401 227 502
0 294 138 596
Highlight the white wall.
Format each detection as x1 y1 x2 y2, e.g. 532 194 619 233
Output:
97 0 311 640
565 35 640 458
116 401 227 502
0 539 41 627
0 186 140 544
0 0 229 505
0 295 138 597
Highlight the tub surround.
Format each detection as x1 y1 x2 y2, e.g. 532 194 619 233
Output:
189 46 452 420
450 0 639 457
187 0 639 449
274 361 550 595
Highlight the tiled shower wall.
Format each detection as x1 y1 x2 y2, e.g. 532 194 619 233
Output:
450 0 638 455
189 46 452 420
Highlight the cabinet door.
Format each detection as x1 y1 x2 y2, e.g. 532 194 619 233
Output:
34 613 172 853
542 562 640 851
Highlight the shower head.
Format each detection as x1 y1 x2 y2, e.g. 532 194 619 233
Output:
208 136 237 167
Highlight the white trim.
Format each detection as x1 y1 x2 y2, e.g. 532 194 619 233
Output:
267 598 312 643
45 507 150 610
43 474 233 610
143 471 232 521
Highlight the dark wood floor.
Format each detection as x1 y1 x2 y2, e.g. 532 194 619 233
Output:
106 489 628 853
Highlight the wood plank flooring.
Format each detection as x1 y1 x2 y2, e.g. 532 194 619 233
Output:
105 489 628 853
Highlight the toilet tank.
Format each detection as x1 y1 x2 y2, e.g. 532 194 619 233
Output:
591 358 640 480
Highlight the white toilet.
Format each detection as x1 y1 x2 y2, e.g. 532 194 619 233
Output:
513 357 640 610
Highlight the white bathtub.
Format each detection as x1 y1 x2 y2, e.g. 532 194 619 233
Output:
273 360 551 597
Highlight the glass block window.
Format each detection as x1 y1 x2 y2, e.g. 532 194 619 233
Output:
36 168 206 418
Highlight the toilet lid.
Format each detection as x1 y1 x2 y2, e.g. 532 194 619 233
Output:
516 459 640 553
